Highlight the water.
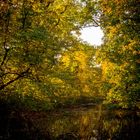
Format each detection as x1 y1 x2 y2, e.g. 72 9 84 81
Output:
0 105 140 140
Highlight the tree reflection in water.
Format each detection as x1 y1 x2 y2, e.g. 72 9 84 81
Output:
0 104 140 140
33 105 140 140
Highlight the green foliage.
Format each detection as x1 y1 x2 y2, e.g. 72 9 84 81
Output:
1 0 139 110
0 0 102 110
97 0 140 108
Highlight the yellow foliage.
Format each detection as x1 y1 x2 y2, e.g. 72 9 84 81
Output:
32 2 42 13
83 84 90 93
101 61 122 84
107 25 121 39
74 51 87 69
51 78 64 84
60 54 70 68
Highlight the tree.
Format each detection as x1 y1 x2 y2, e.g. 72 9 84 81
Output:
0 0 100 108
56 43 101 97
97 0 140 108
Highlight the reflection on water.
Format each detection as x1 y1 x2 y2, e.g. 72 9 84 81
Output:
0 105 140 140
31 105 140 140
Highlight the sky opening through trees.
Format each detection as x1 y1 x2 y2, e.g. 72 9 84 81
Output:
80 27 104 46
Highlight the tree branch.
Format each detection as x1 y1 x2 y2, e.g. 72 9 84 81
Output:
0 68 30 91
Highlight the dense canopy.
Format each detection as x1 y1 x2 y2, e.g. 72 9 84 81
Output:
0 0 139 109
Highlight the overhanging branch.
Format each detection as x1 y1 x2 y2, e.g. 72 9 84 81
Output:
0 68 30 91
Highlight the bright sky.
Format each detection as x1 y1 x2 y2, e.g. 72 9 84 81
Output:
80 27 104 46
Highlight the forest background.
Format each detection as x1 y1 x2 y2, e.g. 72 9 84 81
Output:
0 0 140 110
